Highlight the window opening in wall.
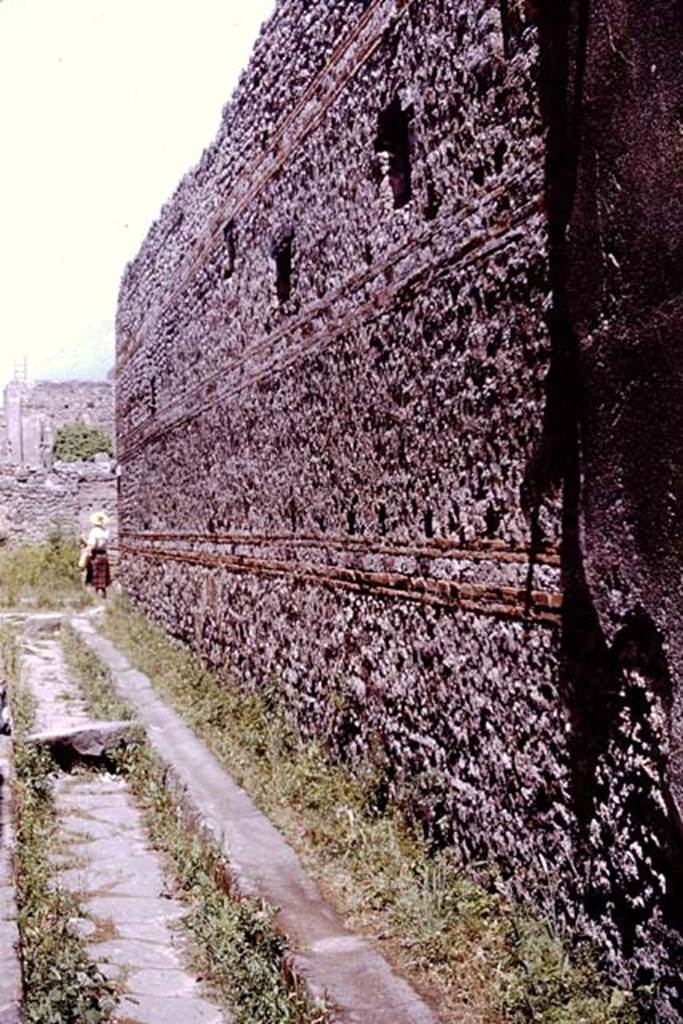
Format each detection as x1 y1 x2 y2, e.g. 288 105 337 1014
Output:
499 0 512 56
499 0 527 58
375 97 414 210
223 220 236 280
424 173 441 221
274 233 293 306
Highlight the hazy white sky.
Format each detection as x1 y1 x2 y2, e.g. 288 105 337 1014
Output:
0 0 275 389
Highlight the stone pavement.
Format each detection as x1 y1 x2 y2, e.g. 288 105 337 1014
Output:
20 622 228 1024
73 615 439 1024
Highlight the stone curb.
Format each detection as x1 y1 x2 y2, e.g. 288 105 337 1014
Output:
71 616 438 1024
0 735 24 1024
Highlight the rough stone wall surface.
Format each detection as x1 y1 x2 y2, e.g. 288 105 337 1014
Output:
530 3 683 1015
116 0 682 1014
0 462 117 548
0 379 117 551
0 411 8 461
3 380 114 467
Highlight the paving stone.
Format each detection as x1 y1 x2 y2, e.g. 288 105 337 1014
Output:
21 631 227 1024
58 815 125 839
125 967 201 999
115 994 226 1024
58 792 137 814
61 810 145 836
61 835 152 864
57 775 129 798
56 860 165 898
90 937 185 971
75 617 439 1024
88 895 186 926
54 847 163 888
114 919 179 945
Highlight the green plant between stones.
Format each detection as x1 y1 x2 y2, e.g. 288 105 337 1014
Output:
61 623 330 1024
0 532 91 610
97 595 640 1024
1 625 117 1024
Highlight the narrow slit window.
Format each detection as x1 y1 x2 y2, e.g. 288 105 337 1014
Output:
499 0 512 56
499 0 528 57
274 235 293 305
223 220 236 279
375 97 414 210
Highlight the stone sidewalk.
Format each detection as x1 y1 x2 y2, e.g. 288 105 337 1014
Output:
21 625 228 1024
73 615 439 1024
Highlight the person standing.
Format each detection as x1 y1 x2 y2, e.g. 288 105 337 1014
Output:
83 511 111 599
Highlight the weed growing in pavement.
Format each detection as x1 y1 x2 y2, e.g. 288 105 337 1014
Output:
62 623 331 1024
2 625 117 1024
0 532 91 610
98 595 639 1024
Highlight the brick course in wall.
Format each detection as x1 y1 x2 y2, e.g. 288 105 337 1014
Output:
116 1 682 1015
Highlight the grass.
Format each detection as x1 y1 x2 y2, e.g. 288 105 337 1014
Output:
0 532 92 610
0 624 117 1024
99 595 640 1024
61 623 330 1024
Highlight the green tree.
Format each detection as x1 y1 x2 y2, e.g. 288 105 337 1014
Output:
53 422 114 462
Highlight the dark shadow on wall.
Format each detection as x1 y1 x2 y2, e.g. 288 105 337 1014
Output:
525 0 683 1006
522 0 611 833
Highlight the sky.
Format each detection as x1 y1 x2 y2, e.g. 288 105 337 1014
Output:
0 0 275 389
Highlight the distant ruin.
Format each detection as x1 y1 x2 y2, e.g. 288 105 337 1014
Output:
0 379 116 545
116 1 683 1016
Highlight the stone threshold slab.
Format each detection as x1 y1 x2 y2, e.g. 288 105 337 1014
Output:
71 615 439 1024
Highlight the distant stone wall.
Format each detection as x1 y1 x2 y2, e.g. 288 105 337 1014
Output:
0 411 8 461
0 379 117 554
0 461 117 548
3 380 114 467
116 1 682 1016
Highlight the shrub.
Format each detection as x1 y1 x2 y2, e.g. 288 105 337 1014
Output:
0 531 91 609
53 422 113 462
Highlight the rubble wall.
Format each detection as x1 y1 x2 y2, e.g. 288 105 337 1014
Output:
3 380 114 467
530 2 683 1013
0 380 117 549
0 412 8 461
0 463 117 547
116 0 682 1012
23 380 114 435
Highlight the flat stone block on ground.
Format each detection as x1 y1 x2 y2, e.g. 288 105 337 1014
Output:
28 720 133 761
74 617 440 1024
88 895 186 926
90 937 185 971
115 993 227 1024
124 967 201 999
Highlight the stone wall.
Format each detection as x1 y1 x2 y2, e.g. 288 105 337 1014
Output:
3 380 114 467
0 461 117 549
0 379 117 549
116 0 682 1015
531 2 683 1011
0 410 8 461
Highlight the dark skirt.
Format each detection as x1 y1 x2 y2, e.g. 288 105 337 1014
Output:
86 552 111 591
